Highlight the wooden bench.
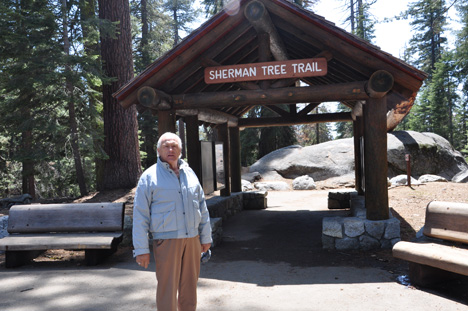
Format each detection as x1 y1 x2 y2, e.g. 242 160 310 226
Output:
0 202 125 268
392 201 468 286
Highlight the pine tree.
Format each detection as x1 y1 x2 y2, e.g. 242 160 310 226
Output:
455 0 468 154
343 0 376 43
0 0 65 198
62 0 88 196
240 109 261 166
426 51 459 145
335 103 353 139
296 106 333 145
163 0 199 46
405 0 447 76
202 0 224 16
258 106 297 158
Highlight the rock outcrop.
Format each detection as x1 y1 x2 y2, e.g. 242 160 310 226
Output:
249 131 468 183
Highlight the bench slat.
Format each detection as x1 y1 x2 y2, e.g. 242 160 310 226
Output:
0 232 122 251
8 203 124 233
393 241 468 276
423 201 468 244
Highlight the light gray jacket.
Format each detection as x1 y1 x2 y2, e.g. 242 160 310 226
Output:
132 158 212 257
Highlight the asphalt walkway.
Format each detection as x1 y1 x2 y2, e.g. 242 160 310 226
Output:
1 191 467 310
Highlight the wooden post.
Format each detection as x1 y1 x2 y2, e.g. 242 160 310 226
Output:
353 115 364 195
406 154 412 187
229 127 242 193
363 97 389 220
179 119 186 159
157 109 176 135
217 123 231 197
184 115 201 181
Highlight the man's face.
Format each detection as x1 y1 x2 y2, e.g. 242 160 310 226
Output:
158 137 181 165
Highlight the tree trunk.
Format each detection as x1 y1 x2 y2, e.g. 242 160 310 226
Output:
98 0 142 190
140 0 151 66
63 0 88 196
22 108 35 199
173 3 179 46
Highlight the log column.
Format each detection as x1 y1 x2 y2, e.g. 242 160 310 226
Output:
353 114 364 195
363 70 394 220
217 123 231 196
364 97 388 220
229 127 242 193
157 110 176 135
185 115 201 180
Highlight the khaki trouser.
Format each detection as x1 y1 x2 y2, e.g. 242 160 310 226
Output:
152 237 201 311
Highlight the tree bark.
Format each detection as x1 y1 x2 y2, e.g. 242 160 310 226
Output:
22 109 35 199
98 0 142 190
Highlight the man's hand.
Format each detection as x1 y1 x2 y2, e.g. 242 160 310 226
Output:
201 243 211 253
136 253 150 269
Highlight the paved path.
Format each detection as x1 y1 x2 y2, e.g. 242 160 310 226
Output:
1 191 467 310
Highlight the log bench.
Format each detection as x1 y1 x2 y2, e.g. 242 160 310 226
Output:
0 202 125 268
392 201 468 286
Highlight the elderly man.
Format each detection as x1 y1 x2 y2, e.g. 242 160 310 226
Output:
133 132 212 311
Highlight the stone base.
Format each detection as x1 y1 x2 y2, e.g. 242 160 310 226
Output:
243 191 268 210
328 190 358 209
207 193 243 220
322 195 401 250
210 217 223 247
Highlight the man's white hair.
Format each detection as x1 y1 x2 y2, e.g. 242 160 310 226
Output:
157 132 182 155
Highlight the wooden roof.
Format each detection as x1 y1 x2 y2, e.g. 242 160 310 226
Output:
114 0 427 130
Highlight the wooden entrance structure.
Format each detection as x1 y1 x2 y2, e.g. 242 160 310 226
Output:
114 0 427 221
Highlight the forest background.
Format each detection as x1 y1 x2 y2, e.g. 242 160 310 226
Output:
1 0 467 200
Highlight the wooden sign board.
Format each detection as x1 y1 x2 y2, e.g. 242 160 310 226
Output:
205 58 327 84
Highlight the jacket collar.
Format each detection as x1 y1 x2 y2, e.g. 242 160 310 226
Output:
158 157 188 170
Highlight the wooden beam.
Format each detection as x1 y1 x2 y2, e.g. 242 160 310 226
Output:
172 81 370 109
176 108 238 127
364 96 389 220
244 0 288 61
238 112 352 128
138 71 392 111
258 32 271 90
298 103 320 117
351 101 364 120
137 86 172 110
365 70 394 98
265 105 289 117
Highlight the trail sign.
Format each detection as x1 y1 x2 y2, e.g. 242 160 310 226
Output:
205 58 327 84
